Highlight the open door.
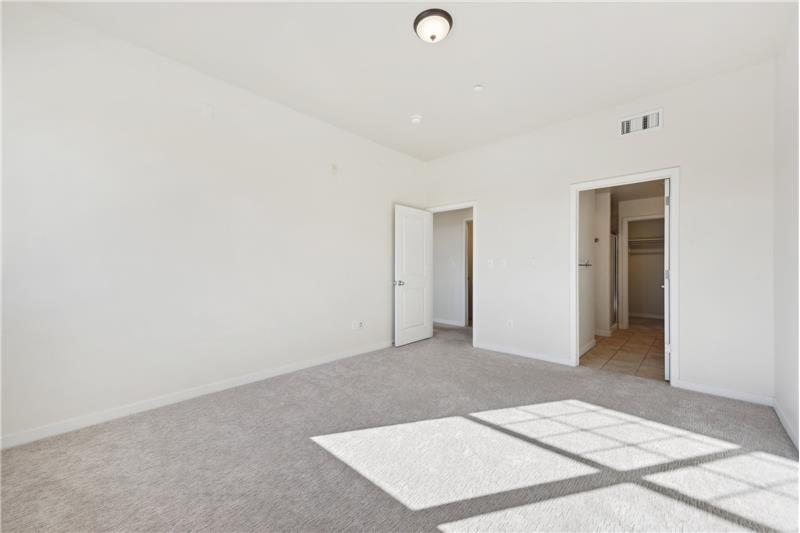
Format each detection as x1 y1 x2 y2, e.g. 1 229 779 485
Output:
663 179 671 380
394 205 433 346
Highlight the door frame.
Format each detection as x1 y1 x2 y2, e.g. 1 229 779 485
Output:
428 201 477 346
620 214 664 329
610 233 618 328
569 168 680 382
464 218 474 327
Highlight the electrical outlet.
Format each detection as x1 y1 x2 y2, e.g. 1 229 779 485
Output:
351 320 365 330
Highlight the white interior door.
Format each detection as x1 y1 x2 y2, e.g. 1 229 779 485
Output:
663 179 671 380
394 205 433 346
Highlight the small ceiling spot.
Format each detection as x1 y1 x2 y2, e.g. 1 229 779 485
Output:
473 84 484 93
414 9 452 44
410 114 423 125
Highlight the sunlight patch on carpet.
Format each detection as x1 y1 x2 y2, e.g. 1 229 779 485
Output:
472 399 738 470
312 416 596 510
436 483 745 532
645 452 798 531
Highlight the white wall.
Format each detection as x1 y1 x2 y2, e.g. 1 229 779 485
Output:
628 253 664 318
628 218 664 239
425 61 778 402
593 192 612 335
629 253 664 318
773 16 798 446
433 208 472 326
619 199 665 327
2 5 428 445
578 190 596 353
628 217 665 320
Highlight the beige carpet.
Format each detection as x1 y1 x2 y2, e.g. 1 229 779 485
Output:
2 326 797 531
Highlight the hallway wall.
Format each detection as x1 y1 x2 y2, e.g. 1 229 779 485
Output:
433 208 473 326
629 255 665 318
593 192 613 335
628 219 665 319
578 191 596 353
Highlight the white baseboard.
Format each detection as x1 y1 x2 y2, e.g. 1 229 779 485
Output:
475 342 573 367
773 399 799 449
1 340 392 449
670 378 774 406
580 339 596 357
434 318 466 327
629 312 664 319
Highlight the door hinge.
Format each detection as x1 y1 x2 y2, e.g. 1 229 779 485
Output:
665 196 670 206
665 269 670 280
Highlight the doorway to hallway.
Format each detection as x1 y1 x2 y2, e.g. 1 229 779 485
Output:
570 168 679 382
432 206 474 341
393 201 477 347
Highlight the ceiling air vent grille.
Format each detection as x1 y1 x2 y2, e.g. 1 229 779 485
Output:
620 109 661 136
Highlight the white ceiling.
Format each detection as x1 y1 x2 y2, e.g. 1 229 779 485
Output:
48 2 794 161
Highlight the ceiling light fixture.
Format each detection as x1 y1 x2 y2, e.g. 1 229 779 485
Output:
410 114 423 125
414 8 452 44
473 84 484 93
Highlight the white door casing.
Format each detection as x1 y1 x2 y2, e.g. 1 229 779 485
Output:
570 167 679 382
663 178 671 380
394 205 433 346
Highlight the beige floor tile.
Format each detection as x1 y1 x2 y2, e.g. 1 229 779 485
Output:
580 357 607 369
625 335 653 343
602 361 639 375
587 345 617 357
581 320 664 382
598 338 626 348
605 356 641 368
620 343 650 355
637 366 665 380
638 358 664 371
583 356 613 367
611 350 645 364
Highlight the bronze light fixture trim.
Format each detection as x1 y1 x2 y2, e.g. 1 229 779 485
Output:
414 8 453 43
